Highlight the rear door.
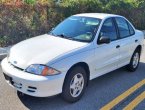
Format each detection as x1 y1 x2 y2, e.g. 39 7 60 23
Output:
114 17 138 67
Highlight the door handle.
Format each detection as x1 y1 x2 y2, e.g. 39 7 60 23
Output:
135 39 138 43
116 45 120 48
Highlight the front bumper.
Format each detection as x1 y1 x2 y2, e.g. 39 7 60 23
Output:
1 58 65 97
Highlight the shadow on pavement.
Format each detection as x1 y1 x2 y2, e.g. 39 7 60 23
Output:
17 62 145 110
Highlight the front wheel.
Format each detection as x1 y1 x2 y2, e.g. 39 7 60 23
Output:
62 66 87 103
126 49 140 72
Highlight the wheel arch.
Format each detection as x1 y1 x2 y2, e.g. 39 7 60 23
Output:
136 45 142 53
136 45 142 52
63 62 90 87
127 45 142 72
130 45 142 62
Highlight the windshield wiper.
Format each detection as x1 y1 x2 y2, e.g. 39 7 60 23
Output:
49 32 74 40
49 33 89 42
56 34 75 40
56 34 68 38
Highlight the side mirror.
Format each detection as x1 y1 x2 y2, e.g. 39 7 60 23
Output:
98 36 110 44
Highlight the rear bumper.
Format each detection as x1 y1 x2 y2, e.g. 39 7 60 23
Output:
1 58 65 97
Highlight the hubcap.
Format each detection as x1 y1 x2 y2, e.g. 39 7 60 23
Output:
70 73 84 97
133 52 139 68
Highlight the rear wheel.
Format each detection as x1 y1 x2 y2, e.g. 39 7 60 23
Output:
126 49 140 72
62 66 87 103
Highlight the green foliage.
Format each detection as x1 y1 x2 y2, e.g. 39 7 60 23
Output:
0 0 145 47
24 0 36 4
60 0 103 17
61 0 145 30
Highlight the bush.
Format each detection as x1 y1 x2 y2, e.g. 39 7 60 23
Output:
0 0 145 47
60 0 103 17
0 3 63 46
103 0 145 30
61 0 145 30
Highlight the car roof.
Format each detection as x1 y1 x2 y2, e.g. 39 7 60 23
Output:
74 13 122 19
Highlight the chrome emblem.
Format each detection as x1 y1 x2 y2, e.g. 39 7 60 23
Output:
13 61 17 64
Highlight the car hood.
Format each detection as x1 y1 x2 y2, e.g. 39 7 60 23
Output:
9 34 87 69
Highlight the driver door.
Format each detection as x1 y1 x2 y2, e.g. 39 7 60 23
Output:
93 18 120 77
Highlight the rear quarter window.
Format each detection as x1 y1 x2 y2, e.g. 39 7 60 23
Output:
128 22 135 35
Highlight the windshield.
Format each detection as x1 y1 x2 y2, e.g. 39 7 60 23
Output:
49 16 101 42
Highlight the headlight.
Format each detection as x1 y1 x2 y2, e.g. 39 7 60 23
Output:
25 64 60 76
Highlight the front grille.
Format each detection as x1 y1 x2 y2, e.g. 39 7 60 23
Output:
27 86 37 93
8 62 24 71
12 64 24 71
3 73 14 85
13 81 22 89
3 73 12 81
3 73 37 93
4 73 23 90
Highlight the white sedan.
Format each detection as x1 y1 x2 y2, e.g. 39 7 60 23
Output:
1 13 144 102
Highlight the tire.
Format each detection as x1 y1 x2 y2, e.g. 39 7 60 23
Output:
126 49 140 72
62 66 87 103
17 91 25 97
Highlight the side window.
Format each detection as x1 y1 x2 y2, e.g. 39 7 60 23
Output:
100 18 117 41
128 22 135 35
115 17 130 38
